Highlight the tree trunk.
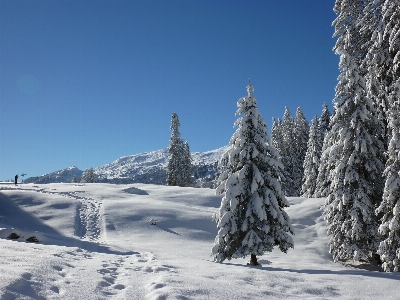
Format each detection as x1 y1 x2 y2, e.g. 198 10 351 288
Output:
250 254 258 266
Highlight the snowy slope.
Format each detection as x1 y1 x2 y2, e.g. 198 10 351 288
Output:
1 183 399 299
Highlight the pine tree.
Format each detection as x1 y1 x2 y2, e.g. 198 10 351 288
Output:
182 141 194 187
323 0 385 262
319 103 331 146
293 107 309 196
373 0 400 272
271 118 284 160
301 116 322 197
314 103 332 197
166 113 193 187
81 168 97 183
212 81 294 265
280 107 297 197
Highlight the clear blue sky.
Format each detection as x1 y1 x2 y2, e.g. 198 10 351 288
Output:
0 0 337 180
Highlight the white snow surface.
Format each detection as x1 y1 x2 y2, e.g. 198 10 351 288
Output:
0 183 399 299
95 146 230 180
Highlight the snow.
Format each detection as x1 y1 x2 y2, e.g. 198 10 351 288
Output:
1 183 400 299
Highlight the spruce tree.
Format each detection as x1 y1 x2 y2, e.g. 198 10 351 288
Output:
167 113 186 187
81 168 97 183
212 81 294 265
301 116 322 197
314 103 332 197
182 141 194 187
323 0 385 262
373 0 400 272
280 107 297 197
293 107 309 196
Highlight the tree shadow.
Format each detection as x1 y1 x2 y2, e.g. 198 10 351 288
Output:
221 260 400 280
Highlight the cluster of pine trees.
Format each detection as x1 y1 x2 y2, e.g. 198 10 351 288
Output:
319 0 400 272
289 0 399 272
271 104 331 197
213 0 400 271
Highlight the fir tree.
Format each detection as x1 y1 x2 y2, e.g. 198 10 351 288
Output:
323 0 385 262
81 168 97 183
166 113 193 187
212 81 294 266
314 103 332 197
301 116 322 197
271 118 284 161
293 107 309 196
182 141 194 187
373 0 400 272
280 107 297 197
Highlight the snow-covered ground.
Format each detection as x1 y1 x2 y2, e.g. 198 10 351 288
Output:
0 183 399 299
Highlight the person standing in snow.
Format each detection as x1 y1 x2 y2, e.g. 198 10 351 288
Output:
14 174 18 185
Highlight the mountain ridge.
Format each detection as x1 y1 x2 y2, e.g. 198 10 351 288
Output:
24 146 229 187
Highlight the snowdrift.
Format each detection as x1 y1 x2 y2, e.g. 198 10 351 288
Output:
0 183 399 299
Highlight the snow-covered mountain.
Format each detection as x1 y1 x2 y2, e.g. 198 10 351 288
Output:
24 166 83 184
25 146 230 187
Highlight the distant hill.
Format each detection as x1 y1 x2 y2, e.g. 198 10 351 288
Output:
24 166 83 184
24 146 229 188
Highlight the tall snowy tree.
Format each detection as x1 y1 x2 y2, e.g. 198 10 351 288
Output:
81 168 97 183
271 118 284 160
182 141 194 187
314 103 332 197
301 116 323 198
373 0 400 272
293 107 309 196
212 81 294 266
280 107 297 197
319 103 331 144
323 0 385 262
167 113 187 187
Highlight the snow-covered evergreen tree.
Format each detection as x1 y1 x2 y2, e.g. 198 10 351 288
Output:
323 0 385 262
373 0 400 272
81 168 97 183
182 141 194 187
280 107 297 197
271 118 284 161
293 107 309 196
212 81 294 266
166 113 193 187
314 103 332 197
167 113 186 187
301 116 322 198
319 103 331 146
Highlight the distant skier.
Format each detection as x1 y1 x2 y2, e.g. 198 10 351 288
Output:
14 174 18 185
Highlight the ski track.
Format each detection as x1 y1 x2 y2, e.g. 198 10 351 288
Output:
4 185 103 243
0 186 181 299
1 248 179 299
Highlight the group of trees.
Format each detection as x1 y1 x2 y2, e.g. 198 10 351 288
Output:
319 0 400 271
271 104 331 198
212 0 400 271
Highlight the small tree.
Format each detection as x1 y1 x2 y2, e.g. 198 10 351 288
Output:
81 168 97 183
212 81 294 266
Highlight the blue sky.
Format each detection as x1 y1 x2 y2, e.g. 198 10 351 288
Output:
0 0 337 180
